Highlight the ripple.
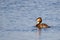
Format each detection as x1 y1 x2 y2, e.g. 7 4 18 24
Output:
0 26 60 32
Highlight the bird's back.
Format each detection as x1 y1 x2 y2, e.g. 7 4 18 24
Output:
36 23 48 29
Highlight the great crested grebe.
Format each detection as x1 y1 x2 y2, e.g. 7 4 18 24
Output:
36 17 50 29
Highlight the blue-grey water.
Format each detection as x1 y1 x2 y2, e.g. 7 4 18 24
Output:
0 0 60 40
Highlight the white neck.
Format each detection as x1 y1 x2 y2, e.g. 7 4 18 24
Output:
37 22 40 24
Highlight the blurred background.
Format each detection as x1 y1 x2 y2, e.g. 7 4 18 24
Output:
0 0 60 40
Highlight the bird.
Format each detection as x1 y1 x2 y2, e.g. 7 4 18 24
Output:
36 17 50 29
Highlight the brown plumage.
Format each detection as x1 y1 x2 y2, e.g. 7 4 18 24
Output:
36 17 49 29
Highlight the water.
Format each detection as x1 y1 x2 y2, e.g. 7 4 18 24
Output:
0 0 60 40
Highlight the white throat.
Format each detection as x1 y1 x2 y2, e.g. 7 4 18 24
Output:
37 22 40 24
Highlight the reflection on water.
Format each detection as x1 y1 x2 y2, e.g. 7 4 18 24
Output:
36 29 41 40
0 26 60 40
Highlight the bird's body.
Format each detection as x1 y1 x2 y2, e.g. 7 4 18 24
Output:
36 23 48 29
36 17 50 29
